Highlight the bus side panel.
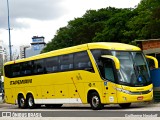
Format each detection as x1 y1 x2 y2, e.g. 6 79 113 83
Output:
25 86 37 99
68 83 79 98
54 84 68 98
12 87 18 104
100 81 118 104
5 88 13 104
36 86 42 99
73 83 85 102
84 82 104 103
41 85 55 99
5 87 26 104
71 71 104 104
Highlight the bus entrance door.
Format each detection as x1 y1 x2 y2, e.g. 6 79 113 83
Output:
102 59 118 103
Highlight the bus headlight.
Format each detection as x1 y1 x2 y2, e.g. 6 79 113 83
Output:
116 88 131 94
149 88 153 92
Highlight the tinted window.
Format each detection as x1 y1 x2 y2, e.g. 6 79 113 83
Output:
91 49 111 77
4 65 12 78
91 49 102 63
104 59 115 82
12 64 21 77
74 51 92 70
60 54 73 71
5 51 95 78
91 49 111 64
21 62 32 75
45 57 59 73
33 59 44 74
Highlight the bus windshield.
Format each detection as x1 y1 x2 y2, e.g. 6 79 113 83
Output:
111 51 151 86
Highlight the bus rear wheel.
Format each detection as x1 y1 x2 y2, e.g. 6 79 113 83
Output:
89 92 104 110
27 94 35 109
18 95 27 109
119 103 131 108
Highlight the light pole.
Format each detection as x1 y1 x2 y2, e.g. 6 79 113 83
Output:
7 0 12 61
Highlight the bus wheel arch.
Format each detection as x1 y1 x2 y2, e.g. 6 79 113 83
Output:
26 93 35 109
17 93 27 109
87 90 104 110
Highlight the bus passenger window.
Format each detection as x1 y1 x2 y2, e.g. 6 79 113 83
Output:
74 51 93 71
60 65 69 70
4 65 12 78
69 64 73 69
52 66 58 72
60 54 73 71
33 59 44 74
21 62 32 76
45 57 59 73
12 64 21 77
78 62 88 68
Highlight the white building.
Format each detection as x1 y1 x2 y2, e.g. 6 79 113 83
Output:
20 36 46 58
0 40 7 64
0 40 7 76
20 45 30 59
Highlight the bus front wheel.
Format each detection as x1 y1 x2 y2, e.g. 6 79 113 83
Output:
27 94 35 109
89 92 104 110
18 95 27 109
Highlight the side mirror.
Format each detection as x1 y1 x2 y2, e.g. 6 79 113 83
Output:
145 55 158 68
101 55 120 70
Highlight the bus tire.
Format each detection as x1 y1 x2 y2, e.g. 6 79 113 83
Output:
18 94 27 109
119 103 131 108
45 104 63 108
27 94 35 109
89 92 104 110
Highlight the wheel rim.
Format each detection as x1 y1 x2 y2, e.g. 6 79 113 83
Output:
20 97 25 107
92 96 99 108
28 97 34 107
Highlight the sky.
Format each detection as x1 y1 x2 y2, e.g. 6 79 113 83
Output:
0 0 141 55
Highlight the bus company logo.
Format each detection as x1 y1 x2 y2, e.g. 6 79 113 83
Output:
1 112 42 117
10 79 32 85
2 112 11 117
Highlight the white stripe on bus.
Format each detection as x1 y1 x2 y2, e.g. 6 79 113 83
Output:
34 98 82 104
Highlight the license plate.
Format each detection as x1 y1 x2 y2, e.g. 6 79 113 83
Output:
137 96 143 100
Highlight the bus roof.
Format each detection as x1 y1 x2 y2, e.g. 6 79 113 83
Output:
4 42 141 65
87 42 140 51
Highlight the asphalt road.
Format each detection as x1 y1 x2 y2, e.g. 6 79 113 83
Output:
0 102 160 119
0 102 160 111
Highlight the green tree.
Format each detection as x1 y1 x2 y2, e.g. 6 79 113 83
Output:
93 8 135 43
125 0 160 40
42 0 160 53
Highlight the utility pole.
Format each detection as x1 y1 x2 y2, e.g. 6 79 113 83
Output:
7 0 12 61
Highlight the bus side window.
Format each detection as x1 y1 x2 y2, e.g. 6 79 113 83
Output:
74 51 94 72
12 64 21 77
4 65 12 78
21 62 32 76
52 66 58 72
91 49 111 75
33 59 44 74
45 57 59 73
60 54 73 71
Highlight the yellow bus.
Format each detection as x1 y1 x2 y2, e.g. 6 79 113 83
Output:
3 42 158 110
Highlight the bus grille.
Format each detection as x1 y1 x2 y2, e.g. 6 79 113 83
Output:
131 90 151 95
